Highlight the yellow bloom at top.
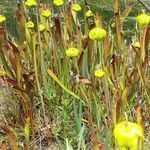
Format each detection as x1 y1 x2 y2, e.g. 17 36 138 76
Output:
53 0 64 6
41 9 51 18
25 21 34 29
136 14 150 28
86 10 93 17
133 42 140 48
114 121 144 149
0 14 6 24
25 0 37 8
66 47 79 57
72 4 81 12
38 24 46 32
94 69 105 78
89 27 106 41
0 70 7 77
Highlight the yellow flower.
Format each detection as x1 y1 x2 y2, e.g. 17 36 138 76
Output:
41 9 51 18
0 70 7 77
38 24 46 32
133 42 140 48
72 4 81 12
114 121 144 149
136 14 150 28
25 0 37 8
86 10 93 17
94 69 105 78
53 0 64 6
25 21 34 29
66 48 79 57
89 27 106 41
0 14 6 24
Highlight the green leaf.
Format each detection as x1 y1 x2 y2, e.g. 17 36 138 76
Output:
47 69 80 99
24 117 30 144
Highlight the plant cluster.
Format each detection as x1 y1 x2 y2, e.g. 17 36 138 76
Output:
0 0 149 149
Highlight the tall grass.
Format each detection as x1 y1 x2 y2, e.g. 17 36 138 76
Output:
0 0 149 149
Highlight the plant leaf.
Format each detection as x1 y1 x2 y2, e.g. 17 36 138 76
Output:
24 117 30 144
121 4 133 23
141 26 149 62
0 123 18 150
47 69 80 99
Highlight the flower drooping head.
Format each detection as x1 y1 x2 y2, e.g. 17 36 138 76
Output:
0 14 6 24
89 27 106 41
25 0 37 8
66 48 79 57
136 14 150 28
114 121 144 149
53 0 64 6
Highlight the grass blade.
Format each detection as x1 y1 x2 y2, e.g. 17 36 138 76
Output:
47 69 80 99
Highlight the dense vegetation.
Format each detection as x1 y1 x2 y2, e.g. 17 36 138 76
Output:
0 0 150 149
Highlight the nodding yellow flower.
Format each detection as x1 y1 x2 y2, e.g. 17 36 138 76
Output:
0 14 6 24
41 9 51 18
53 0 64 6
89 27 106 41
25 21 34 29
136 14 150 28
133 42 140 48
66 48 79 57
38 24 46 32
25 0 37 8
72 4 81 12
86 10 93 17
0 70 7 77
114 121 144 150
94 69 105 78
